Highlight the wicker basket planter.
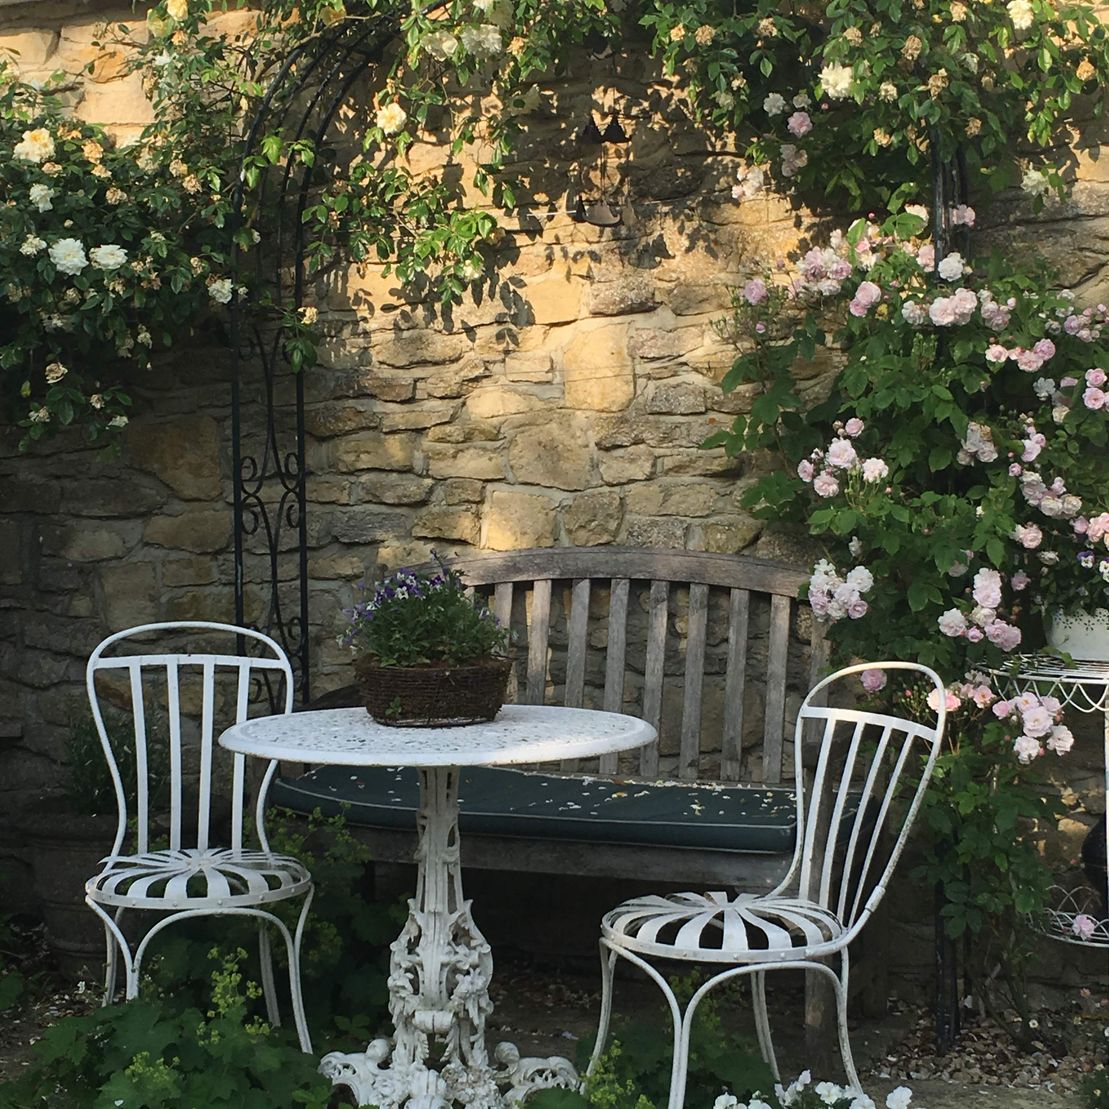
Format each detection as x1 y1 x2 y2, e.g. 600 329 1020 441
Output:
354 656 512 727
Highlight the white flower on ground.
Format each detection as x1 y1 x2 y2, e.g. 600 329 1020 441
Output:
29 183 54 212
208 277 233 304
712 1096 739 1109
1007 0 1034 30
44 361 67 384
20 234 46 256
49 238 88 276
14 128 54 163
820 63 854 99
90 244 128 270
375 102 407 135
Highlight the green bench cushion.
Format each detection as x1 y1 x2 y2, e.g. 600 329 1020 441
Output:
270 766 798 854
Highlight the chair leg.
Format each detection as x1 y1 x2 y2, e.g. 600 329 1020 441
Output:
835 951 862 1093
586 942 619 1080
283 892 314 1054
752 971 779 1081
258 923 281 1027
88 898 135 1005
101 920 117 1006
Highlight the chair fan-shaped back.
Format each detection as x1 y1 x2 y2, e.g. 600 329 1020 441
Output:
791 661 946 941
85 622 294 861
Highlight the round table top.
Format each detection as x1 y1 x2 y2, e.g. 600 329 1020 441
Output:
218 704 657 768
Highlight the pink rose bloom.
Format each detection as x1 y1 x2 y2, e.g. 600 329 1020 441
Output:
972 567 1003 608
1072 914 1098 941
928 688 961 713
861 457 889 482
812 471 840 498
844 417 864 437
1013 735 1042 764
825 438 858 469
1009 463 1022 477
809 590 831 616
1021 432 1045 462
1086 367 1107 386
849 297 871 317
1011 570 1031 590
861 668 887 692
797 459 814 482
1083 386 1107 409
1032 338 1056 360
1046 725 1074 754
992 699 1013 718
1013 523 1043 549
1020 705 1053 737
854 281 881 308
917 244 935 270
847 597 869 619
1016 349 1045 373
1060 375 1079 387
952 288 977 323
929 296 957 326
743 277 769 305
965 626 985 642
970 684 996 708
985 620 1022 651
937 608 968 637
787 110 813 137
1087 512 1109 543
985 344 1008 364
952 204 975 227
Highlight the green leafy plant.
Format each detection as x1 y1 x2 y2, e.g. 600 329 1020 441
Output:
0 947 333 1108
1083 1064 1109 1109
341 562 508 667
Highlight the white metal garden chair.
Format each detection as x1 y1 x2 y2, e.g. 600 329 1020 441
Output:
587 661 947 1107
84 621 314 1052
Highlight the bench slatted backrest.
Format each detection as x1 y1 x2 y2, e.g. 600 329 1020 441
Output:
446 548 823 785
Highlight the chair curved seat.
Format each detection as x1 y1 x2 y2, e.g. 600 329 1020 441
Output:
87 848 312 911
602 892 844 964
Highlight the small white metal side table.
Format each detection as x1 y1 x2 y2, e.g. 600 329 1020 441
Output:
219 703 656 1108
991 656 1109 948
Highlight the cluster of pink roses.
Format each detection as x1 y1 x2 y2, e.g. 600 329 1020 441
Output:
808 558 874 622
992 690 1075 764
797 419 890 497
937 568 1023 651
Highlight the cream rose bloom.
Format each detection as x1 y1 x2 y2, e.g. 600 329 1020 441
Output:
375 102 407 135
166 0 189 21
14 128 55 163
1007 0 1034 30
90 244 128 270
44 362 68 385
49 238 88 276
819 63 854 99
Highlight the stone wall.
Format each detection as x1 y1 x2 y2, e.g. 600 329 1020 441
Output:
1 0 1106 995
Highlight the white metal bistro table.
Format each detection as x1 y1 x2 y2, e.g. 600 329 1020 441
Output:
990 655 1109 947
219 703 656 1108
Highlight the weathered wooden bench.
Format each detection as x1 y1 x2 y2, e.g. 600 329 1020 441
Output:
272 546 829 887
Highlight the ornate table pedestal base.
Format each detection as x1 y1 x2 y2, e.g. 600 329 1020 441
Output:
320 767 580 1107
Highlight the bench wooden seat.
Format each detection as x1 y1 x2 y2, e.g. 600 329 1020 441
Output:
273 546 828 887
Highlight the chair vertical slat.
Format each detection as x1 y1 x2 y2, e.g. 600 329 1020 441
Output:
231 662 251 853
720 588 750 783
197 660 216 853
762 594 792 784
640 580 669 779
798 715 837 899
560 579 591 774
129 663 149 855
599 577 630 775
525 579 552 705
165 662 183 852
678 584 709 781
818 719 868 907
493 582 514 627
837 724 894 920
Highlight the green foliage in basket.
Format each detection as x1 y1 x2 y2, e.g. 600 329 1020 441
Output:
340 562 507 668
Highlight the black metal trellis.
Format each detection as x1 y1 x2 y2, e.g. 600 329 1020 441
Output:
227 13 439 706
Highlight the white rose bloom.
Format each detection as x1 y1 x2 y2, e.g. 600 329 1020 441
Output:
208 277 233 304
460 23 502 57
90 244 128 270
937 252 965 281
819 63 854 99
13 127 55 163
763 92 787 116
20 234 46 256
108 415 129 428
422 29 459 60
1007 0 1034 30
1021 167 1050 197
48 237 89 276
375 102 407 135
44 361 68 384
166 0 189 20
29 183 54 212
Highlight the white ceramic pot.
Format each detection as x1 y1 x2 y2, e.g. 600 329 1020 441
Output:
1046 608 1109 662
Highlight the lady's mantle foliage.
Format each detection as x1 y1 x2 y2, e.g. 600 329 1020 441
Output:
340 562 507 667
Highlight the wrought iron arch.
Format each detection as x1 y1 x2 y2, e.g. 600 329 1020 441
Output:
228 10 444 704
